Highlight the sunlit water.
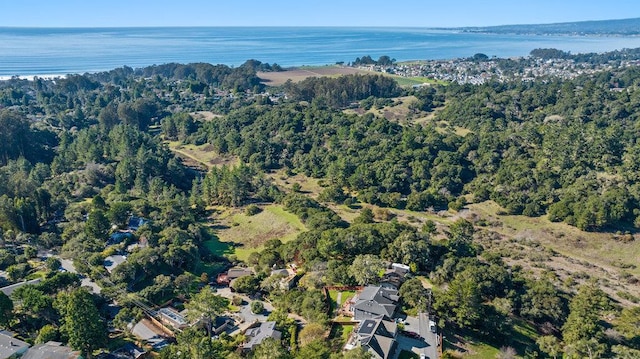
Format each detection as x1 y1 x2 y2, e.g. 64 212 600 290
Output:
1 27 640 76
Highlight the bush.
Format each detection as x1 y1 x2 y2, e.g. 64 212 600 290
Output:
251 300 264 314
245 204 262 216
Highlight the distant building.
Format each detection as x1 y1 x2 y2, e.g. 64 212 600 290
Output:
352 316 398 359
104 255 127 274
270 267 299 290
127 217 148 231
0 330 30 359
157 307 188 330
217 267 253 286
379 263 410 290
96 343 147 359
243 321 282 351
351 286 400 321
0 278 42 297
108 232 133 245
21 341 81 359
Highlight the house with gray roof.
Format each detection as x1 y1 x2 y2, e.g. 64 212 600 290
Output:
0 278 42 297
353 316 398 359
351 286 399 321
21 341 80 359
0 331 30 359
242 321 282 351
104 255 127 274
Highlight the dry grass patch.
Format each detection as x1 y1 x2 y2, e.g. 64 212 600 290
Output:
258 66 369 86
167 141 238 169
467 200 640 304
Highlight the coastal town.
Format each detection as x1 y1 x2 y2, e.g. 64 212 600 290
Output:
352 49 640 84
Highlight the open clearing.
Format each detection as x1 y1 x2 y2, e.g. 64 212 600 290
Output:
166 141 238 170
210 204 307 261
465 201 640 304
258 66 369 86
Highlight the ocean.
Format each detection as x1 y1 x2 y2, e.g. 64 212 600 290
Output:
2 27 640 77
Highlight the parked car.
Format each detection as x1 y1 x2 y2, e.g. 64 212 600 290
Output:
403 331 421 339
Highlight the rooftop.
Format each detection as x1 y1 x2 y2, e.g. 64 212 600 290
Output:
243 321 282 350
0 331 30 359
21 341 81 359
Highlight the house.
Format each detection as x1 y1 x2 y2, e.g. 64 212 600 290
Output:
270 267 299 290
243 321 282 351
108 232 133 245
96 343 147 359
0 278 42 297
104 255 127 274
21 341 81 359
351 316 398 359
380 263 410 290
157 307 188 330
217 267 253 286
131 319 169 350
127 217 148 231
351 286 400 321
0 331 30 359
212 316 234 335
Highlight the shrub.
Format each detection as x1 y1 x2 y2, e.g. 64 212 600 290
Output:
251 300 264 314
245 204 262 216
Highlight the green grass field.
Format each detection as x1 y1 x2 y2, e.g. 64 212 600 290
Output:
328 290 356 314
209 204 306 261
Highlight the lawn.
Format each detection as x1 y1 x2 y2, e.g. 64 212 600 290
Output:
329 323 355 346
328 290 356 314
443 318 538 359
210 204 307 261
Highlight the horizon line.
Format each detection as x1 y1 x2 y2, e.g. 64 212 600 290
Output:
1 17 639 30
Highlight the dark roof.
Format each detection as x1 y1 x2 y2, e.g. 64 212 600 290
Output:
21 341 80 359
353 286 399 320
354 316 397 359
227 268 253 279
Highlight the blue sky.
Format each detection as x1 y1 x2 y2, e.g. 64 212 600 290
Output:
2 0 639 27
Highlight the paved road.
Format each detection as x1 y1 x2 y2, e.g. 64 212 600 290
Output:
59 258 102 293
418 312 439 359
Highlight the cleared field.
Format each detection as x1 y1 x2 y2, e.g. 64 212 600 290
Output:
213 204 307 261
258 66 369 86
190 111 223 122
166 141 238 169
267 169 324 198
466 200 640 304
344 96 430 123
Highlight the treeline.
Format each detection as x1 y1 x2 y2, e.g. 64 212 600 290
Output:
284 74 401 108
530 47 640 64
352 55 396 66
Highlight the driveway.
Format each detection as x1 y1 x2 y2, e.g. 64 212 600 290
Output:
393 313 438 359
418 312 439 359
213 286 274 333
59 258 102 293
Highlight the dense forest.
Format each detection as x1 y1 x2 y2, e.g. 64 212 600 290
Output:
0 51 639 359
